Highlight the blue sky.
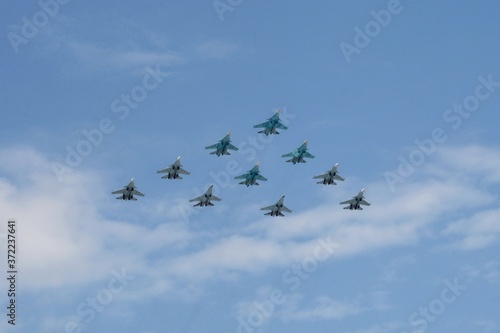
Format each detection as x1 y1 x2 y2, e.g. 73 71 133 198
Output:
1 1 500 332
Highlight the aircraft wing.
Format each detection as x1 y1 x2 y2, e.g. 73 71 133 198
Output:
360 199 371 206
340 199 354 205
205 143 219 149
211 195 222 201
253 122 268 129
303 152 315 158
281 205 292 213
256 174 268 181
132 189 145 197
334 174 345 181
178 167 190 175
227 143 239 151
234 173 248 180
157 167 173 174
111 188 126 194
260 205 275 211
313 173 327 179
275 122 288 130
189 196 203 202
281 152 294 157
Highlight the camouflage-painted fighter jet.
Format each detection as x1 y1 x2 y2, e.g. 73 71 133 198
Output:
282 140 315 164
205 131 239 156
235 162 268 186
253 109 288 135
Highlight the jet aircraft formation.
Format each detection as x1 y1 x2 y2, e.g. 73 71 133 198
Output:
112 109 371 215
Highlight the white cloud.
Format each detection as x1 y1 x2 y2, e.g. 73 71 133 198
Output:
2 144 500 301
474 319 499 333
279 294 363 321
433 145 500 184
196 39 240 59
0 146 193 292
339 321 404 333
443 208 500 250
34 17 185 78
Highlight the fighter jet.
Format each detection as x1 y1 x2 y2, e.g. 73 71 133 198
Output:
340 189 371 210
205 131 239 156
157 156 190 180
112 178 145 201
235 162 268 186
260 195 292 217
253 109 288 135
282 140 315 164
313 163 345 185
189 185 221 207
